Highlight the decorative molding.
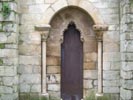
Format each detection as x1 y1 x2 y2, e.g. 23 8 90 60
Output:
93 25 108 41
60 21 84 43
35 24 51 41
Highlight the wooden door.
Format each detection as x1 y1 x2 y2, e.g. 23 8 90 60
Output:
61 23 83 100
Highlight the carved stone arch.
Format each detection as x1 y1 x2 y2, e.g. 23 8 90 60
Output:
60 21 84 43
44 0 104 25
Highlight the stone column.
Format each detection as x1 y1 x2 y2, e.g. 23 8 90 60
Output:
93 25 108 96
35 25 51 95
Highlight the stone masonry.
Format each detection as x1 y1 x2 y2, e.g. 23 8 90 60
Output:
120 0 133 100
0 0 132 100
0 0 19 100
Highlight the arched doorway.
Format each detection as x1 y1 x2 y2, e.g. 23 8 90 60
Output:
47 7 97 99
61 22 83 100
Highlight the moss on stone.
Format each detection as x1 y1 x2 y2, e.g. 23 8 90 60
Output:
0 43 5 49
0 59 3 66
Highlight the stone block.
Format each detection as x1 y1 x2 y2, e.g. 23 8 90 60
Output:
67 0 80 6
31 84 41 92
3 77 14 86
0 33 7 43
3 23 18 32
103 52 120 62
84 80 93 89
20 83 30 92
121 70 133 79
103 80 120 87
5 66 17 76
84 70 98 79
19 43 41 55
48 84 60 91
0 66 5 76
52 0 68 12
19 32 41 45
0 86 13 93
110 62 120 70
29 4 50 13
19 56 41 65
103 87 119 93
47 66 60 74
3 58 18 66
20 25 34 34
32 66 41 74
122 62 133 71
6 32 18 43
18 65 33 74
84 62 96 70
120 88 132 100
122 80 133 89
47 56 60 66
84 53 97 62
103 42 120 52
121 53 133 61
103 62 111 70
103 71 120 80
20 74 41 84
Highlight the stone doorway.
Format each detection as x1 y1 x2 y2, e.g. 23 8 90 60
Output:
61 22 83 100
46 7 97 99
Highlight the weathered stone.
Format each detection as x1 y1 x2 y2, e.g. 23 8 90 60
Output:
20 83 30 92
121 70 133 79
122 80 133 89
120 88 132 100
84 70 98 79
103 71 120 80
84 80 93 89
19 33 41 44
3 77 14 86
84 62 96 70
31 84 41 92
47 66 60 74
48 84 60 91
122 62 133 71
103 87 119 93
20 74 41 84
52 0 68 11
103 52 120 62
19 56 41 65
5 66 17 76
19 44 41 55
18 65 33 74
0 86 13 93
103 80 120 87
47 56 60 66
29 4 50 13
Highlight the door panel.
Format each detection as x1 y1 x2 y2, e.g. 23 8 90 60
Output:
61 23 83 100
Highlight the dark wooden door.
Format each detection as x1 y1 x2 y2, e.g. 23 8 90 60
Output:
61 23 83 100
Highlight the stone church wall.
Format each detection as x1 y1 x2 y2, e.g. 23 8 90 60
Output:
120 0 133 100
0 0 19 100
0 0 132 100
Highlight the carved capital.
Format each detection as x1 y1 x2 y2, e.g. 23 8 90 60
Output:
35 24 51 42
93 25 108 41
